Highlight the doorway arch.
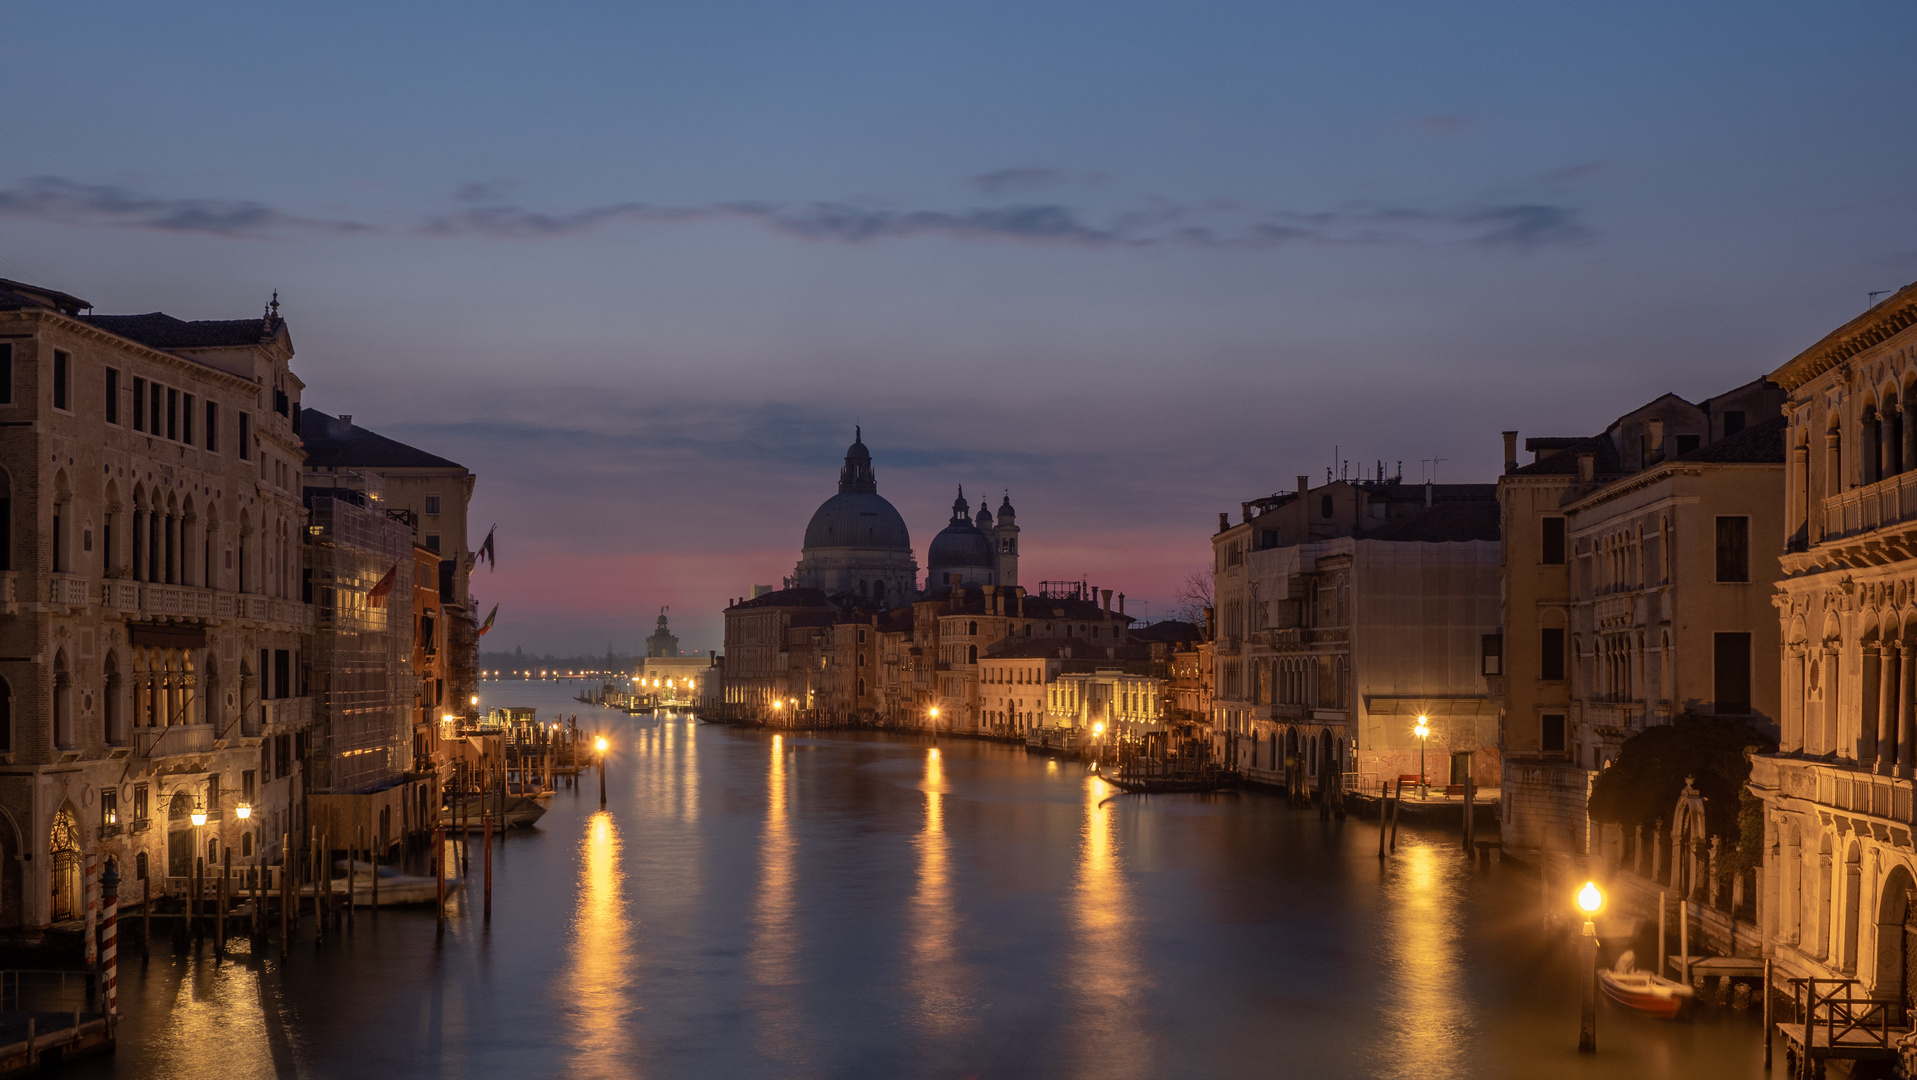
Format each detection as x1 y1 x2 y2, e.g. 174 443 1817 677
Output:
48 807 80 922
1876 864 1917 1021
167 790 194 878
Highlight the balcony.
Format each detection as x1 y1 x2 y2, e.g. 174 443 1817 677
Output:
49 574 89 609
140 584 215 619
136 723 214 758
103 580 138 613
1824 471 1917 542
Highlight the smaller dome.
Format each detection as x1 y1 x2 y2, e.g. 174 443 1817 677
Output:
998 492 1016 520
975 500 993 529
928 522 993 573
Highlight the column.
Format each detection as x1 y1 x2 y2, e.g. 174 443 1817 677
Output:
1883 641 1902 775
1900 644 1915 779
131 510 144 582
1862 644 1882 765
1784 646 1804 751
1826 645 1843 755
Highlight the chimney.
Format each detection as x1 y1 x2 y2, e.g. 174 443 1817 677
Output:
1647 418 1665 464
1424 480 1433 508
1577 452 1595 483
1118 593 1125 615
1241 502 1253 523
1219 512 1230 533
1101 589 1113 613
1502 431 1518 474
1297 475 1310 497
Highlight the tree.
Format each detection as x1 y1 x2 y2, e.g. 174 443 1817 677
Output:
1173 569 1214 635
1586 712 1773 841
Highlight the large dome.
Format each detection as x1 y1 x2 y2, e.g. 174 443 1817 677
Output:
803 491 912 551
927 521 992 568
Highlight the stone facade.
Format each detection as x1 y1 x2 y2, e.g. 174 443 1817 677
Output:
0 281 313 928
1754 281 1917 1002
1210 475 1501 797
1496 378 1786 855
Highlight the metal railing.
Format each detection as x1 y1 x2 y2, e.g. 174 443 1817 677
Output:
0 970 98 1014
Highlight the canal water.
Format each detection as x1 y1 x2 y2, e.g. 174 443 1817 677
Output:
77 680 1778 1079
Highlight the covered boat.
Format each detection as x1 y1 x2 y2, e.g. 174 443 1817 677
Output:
332 860 459 906
1599 951 1695 1019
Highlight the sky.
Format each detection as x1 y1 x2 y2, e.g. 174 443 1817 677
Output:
4 0 1915 655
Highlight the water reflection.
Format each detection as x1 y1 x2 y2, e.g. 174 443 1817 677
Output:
909 747 968 1037
1380 842 1467 1080
1069 778 1149 1079
141 958 277 1077
560 810 637 1079
749 734 802 1061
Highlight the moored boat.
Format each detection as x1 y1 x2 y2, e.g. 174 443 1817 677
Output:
330 860 460 906
1599 951 1694 1019
1100 765 1238 794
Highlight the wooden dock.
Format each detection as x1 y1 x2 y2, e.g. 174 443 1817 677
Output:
0 1012 113 1077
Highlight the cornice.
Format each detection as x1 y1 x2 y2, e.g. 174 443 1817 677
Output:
1771 282 1917 393
0 308 262 393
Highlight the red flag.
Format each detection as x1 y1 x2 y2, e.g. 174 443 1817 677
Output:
367 565 397 607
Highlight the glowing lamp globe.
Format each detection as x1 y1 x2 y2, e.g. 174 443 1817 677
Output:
190 809 208 827
235 803 252 821
1415 716 1430 739
1577 881 1603 915
595 737 609 753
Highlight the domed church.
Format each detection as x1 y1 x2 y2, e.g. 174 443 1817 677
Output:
926 487 1019 590
790 429 920 603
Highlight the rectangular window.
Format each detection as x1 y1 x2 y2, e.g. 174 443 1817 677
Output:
1676 433 1701 455
182 393 194 444
1541 714 1567 754
207 774 220 814
1723 410 1747 438
425 534 441 553
1481 634 1503 676
425 495 441 515
1715 516 1750 583
100 787 119 828
239 411 251 459
242 769 256 802
105 368 119 424
52 350 69 411
166 387 177 440
205 401 219 452
132 377 146 431
1540 627 1566 681
1714 632 1752 714
149 382 161 435
274 649 291 700
1541 517 1567 565
133 784 149 820
274 388 289 416
291 404 301 435
0 342 11 404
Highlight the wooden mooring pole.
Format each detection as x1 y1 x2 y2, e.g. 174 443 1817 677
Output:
435 823 446 936
483 813 493 923
142 875 151 960
218 847 230 955
1389 779 1401 853
1377 780 1388 859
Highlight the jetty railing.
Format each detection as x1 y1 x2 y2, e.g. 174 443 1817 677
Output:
1793 976 1897 1052
0 970 99 1014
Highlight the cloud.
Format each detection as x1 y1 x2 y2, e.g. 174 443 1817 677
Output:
1407 115 1474 138
1461 204 1592 249
970 167 1106 194
1539 162 1608 186
0 176 378 237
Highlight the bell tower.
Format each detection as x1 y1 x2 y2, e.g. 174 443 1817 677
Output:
994 492 1019 588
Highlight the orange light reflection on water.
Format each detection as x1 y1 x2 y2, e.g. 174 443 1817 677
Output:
1378 842 1465 1080
749 734 801 1059
908 747 969 1036
1069 777 1149 1079
561 810 637 1080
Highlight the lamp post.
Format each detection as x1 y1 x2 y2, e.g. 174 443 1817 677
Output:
1414 715 1430 798
929 706 940 742
1577 880 1604 1053
235 802 251 904
1093 721 1106 769
595 736 609 807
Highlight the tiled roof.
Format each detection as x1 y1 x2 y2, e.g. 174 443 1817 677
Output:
1673 415 1787 464
302 409 466 470
1507 434 1624 478
1129 619 1202 643
83 312 277 349
1362 500 1502 543
729 587 833 611
0 278 89 315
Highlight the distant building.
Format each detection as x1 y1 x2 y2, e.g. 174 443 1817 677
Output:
645 609 679 658
1496 377 1785 856
1211 474 1501 797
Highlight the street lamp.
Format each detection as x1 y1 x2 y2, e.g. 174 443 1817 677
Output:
1093 721 1106 768
596 736 609 807
1414 715 1431 798
1577 881 1604 1053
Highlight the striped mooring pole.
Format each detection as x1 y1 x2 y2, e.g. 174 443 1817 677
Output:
83 855 99 968
100 860 119 1021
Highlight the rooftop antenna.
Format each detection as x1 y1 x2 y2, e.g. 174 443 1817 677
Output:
1430 456 1447 484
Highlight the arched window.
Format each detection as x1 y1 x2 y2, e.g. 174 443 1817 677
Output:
967 621 977 635
0 675 11 752
967 645 978 664
135 851 148 880
48 808 79 921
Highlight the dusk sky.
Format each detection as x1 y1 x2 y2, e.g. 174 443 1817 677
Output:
5 0 1914 656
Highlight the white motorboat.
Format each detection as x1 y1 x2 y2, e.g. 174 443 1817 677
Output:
331 860 461 906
